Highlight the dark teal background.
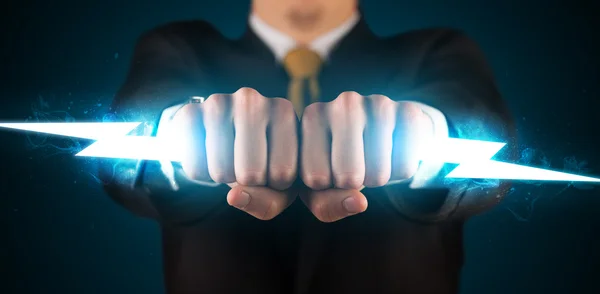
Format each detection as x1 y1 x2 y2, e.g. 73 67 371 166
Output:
2 0 599 293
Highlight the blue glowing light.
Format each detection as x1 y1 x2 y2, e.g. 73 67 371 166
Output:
0 122 599 182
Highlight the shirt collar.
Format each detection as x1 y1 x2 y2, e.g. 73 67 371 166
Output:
249 12 360 61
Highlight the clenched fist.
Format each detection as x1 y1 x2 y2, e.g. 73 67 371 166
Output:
170 87 299 220
300 91 435 222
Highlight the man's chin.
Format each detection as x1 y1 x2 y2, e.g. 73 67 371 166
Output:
286 10 323 32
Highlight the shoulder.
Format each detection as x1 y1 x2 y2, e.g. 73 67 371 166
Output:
145 20 221 38
135 20 226 49
381 28 482 56
383 27 474 47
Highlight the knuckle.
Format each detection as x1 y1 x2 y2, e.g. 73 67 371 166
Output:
302 102 325 122
203 94 229 116
301 104 327 134
396 101 424 121
368 95 396 118
368 94 393 105
337 91 363 101
271 98 297 122
268 166 296 190
333 172 364 190
329 92 366 122
234 87 260 98
332 91 363 108
209 170 236 184
235 170 267 186
302 173 331 190
233 88 267 117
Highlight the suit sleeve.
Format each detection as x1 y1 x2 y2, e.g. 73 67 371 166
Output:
98 26 228 226
384 29 517 223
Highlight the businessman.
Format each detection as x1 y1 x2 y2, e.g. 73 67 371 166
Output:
100 0 516 293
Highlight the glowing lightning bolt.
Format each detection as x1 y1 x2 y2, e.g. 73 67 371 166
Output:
418 138 600 182
1 122 599 182
0 122 141 140
0 122 184 161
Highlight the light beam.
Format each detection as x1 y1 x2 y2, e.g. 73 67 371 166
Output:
1 122 599 182
418 138 600 182
0 122 142 140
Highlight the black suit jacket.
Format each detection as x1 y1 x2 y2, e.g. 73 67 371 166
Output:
100 18 515 294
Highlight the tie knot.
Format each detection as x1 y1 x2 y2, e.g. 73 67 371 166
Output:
283 47 322 79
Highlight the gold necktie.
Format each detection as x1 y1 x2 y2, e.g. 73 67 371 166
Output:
283 47 323 117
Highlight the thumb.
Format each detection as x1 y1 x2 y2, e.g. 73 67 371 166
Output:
227 185 298 220
300 188 368 223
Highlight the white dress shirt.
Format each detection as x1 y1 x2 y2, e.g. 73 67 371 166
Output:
155 13 450 189
249 12 360 62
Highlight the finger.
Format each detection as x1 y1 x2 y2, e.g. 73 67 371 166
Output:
203 93 236 183
232 87 269 186
300 188 368 223
390 102 431 182
227 185 297 220
267 98 298 190
171 103 209 181
328 92 367 189
363 95 395 187
301 103 332 190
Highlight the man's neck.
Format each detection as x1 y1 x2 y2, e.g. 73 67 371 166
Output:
251 3 357 45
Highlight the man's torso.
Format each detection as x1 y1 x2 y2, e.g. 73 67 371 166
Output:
141 20 465 294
